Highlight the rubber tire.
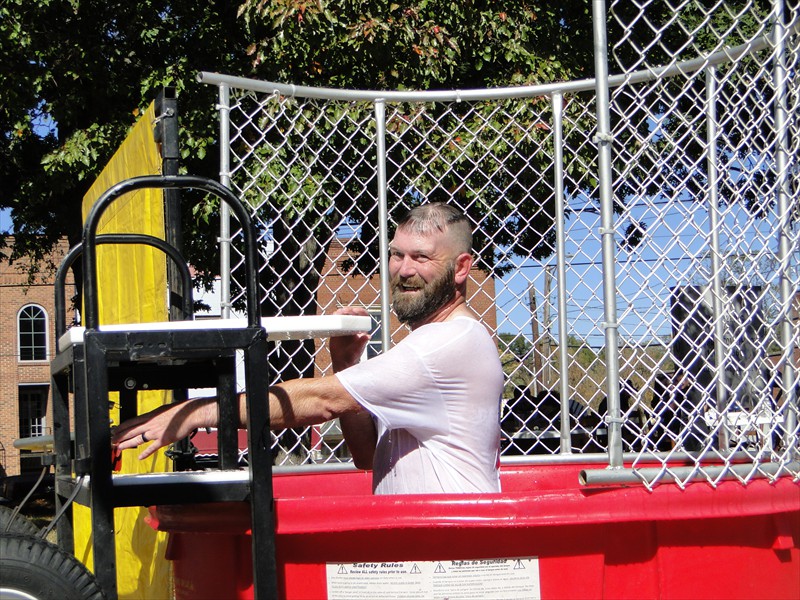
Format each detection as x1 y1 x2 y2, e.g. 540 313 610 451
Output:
0 534 107 600
0 505 41 536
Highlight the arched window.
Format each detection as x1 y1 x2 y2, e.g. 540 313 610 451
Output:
18 304 48 361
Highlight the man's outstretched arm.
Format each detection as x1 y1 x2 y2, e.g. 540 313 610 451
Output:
112 375 364 460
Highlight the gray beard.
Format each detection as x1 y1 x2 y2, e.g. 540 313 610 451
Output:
391 264 456 325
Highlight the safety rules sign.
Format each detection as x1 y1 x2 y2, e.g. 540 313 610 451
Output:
326 557 540 600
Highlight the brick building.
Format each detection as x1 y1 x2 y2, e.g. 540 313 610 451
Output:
0 238 74 477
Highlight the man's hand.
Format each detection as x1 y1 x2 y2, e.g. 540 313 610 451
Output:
330 306 372 372
111 397 217 460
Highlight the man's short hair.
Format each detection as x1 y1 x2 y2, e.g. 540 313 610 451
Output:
396 203 473 254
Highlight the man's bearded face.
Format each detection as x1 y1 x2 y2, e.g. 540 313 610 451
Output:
391 262 456 325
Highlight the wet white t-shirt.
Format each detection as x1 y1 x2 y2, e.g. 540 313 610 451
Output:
336 317 503 495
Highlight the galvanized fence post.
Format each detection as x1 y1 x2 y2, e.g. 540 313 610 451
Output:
592 0 624 469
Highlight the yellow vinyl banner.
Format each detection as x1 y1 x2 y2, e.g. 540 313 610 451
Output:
76 102 172 599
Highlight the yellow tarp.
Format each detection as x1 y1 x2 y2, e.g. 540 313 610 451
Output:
76 102 172 599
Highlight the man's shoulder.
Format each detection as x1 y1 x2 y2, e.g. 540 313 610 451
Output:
411 315 482 336
405 317 494 352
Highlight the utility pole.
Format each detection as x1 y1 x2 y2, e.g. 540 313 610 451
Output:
528 283 542 396
543 265 554 388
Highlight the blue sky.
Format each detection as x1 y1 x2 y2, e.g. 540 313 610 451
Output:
494 192 798 346
0 208 11 232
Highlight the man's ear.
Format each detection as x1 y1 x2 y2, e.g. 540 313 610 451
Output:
453 252 473 285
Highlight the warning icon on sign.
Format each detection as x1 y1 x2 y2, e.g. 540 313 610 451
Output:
434 563 446 574
411 564 422 574
337 565 348 575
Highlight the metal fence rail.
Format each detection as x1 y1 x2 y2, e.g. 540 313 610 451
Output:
199 1 799 488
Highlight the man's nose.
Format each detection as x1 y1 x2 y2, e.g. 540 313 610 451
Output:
395 256 417 278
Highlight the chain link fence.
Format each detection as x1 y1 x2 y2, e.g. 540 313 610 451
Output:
198 1 799 488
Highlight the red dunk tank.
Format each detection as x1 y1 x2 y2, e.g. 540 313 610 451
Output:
150 462 799 600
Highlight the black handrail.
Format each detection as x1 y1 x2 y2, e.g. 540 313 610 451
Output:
55 234 194 339
82 175 261 329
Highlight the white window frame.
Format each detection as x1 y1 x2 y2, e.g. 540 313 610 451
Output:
17 304 49 362
19 384 49 438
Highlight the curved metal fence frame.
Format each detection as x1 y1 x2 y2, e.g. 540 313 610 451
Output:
198 1 799 489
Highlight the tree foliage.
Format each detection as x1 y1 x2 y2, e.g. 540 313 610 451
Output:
2 0 786 284
239 1 592 89
1 0 252 273
607 0 785 215
2 2 599 274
